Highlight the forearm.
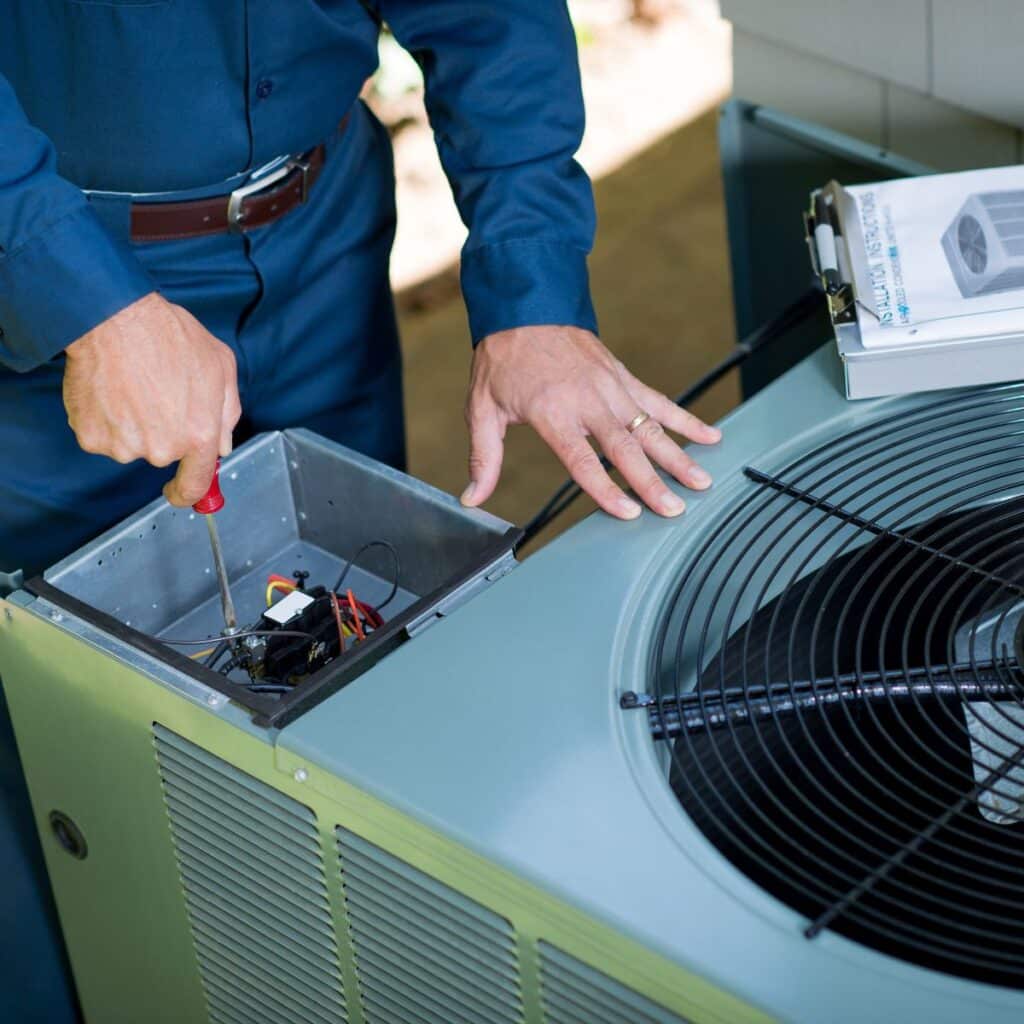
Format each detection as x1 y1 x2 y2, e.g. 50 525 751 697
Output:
377 1 597 342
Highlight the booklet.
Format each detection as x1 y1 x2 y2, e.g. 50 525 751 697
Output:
841 165 1024 350
809 165 1024 398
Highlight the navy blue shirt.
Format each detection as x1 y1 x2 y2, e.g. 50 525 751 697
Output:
0 1 597 371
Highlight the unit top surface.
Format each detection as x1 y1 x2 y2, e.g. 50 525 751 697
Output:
279 345 1024 1023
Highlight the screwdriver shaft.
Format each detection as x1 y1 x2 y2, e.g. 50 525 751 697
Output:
204 513 237 631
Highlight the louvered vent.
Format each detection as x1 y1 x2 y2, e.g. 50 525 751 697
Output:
153 725 348 1024
539 942 692 1024
336 827 524 1024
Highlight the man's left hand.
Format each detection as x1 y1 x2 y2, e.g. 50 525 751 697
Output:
461 325 721 520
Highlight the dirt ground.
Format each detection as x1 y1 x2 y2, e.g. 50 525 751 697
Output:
396 108 740 547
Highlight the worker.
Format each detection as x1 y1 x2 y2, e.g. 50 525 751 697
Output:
0 2 721 1018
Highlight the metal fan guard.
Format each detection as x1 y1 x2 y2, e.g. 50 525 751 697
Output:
646 382 1024 989
958 214 988 275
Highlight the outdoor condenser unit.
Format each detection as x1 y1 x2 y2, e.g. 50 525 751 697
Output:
941 189 1024 297
3 347 1024 1023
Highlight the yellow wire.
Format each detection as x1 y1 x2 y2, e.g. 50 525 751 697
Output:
189 647 217 660
266 580 295 607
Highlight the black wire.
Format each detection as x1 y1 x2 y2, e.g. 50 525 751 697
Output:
162 629 318 646
333 540 401 610
204 640 232 669
519 283 825 548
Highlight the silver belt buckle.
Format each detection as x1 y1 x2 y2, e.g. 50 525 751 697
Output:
226 155 311 232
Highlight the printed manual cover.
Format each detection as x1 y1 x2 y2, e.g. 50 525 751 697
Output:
841 164 1024 349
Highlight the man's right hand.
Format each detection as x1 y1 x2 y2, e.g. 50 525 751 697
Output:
63 292 242 507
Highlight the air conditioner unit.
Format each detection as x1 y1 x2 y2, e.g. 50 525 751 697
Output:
2 348 1023 1024
942 190 1024 297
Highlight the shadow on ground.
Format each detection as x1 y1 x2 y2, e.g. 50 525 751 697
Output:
396 108 739 549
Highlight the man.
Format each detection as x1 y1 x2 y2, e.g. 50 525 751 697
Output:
0 1 720 1017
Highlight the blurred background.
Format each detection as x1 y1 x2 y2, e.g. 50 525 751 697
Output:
363 0 1024 548
363 0 736 546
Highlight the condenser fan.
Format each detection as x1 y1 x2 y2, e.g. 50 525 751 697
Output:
958 213 988 275
637 383 1024 989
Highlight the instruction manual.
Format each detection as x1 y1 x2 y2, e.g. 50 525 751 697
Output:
810 164 1024 398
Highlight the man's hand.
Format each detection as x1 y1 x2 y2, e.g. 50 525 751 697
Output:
462 325 721 519
63 292 242 507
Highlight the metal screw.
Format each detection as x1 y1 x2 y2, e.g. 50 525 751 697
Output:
50 610 64 623
293 767 308 783
206 693 221 707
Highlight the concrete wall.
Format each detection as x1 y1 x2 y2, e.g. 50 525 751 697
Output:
723 0 1024 171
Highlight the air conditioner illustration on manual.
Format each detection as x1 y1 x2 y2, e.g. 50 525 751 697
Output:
942 190 1024 297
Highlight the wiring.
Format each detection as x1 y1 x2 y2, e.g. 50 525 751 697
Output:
346 588 366 642
161 539 402 699
334 540 401 609
266 579 295 606
162 629 318 646
329 591 347 654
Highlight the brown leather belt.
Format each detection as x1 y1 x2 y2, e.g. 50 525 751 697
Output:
130 131 338 242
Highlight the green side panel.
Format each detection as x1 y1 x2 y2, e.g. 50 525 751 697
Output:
337 826 525 1023
154 725 348 1024
539 942 693 1024
0 598 773 1024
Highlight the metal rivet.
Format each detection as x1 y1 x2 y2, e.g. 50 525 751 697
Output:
230 472 238 481
293 768 308 783
50 610 63 622
206 693 221 707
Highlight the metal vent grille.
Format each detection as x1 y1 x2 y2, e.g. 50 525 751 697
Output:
153 725 348 1024
641 384 1024 988
336 827 524 1024
538 943 692 1024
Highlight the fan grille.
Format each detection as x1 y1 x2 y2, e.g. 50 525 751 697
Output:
647 383 1024 988
958 214 988 274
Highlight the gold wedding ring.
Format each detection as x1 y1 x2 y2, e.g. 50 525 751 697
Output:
626 411 651 433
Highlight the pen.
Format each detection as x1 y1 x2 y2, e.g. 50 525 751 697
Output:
813 192 842 295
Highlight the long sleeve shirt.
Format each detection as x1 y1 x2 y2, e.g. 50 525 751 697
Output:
0 0 597 372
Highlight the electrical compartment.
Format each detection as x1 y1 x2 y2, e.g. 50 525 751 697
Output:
29 429 519 726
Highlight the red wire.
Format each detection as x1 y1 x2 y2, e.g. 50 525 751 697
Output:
346 589 366 642
357 600 383 629
328 591 346 654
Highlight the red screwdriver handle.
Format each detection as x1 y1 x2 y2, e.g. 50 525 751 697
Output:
192 459 225 515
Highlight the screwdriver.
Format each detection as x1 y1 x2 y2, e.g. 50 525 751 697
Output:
193 461 237 632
